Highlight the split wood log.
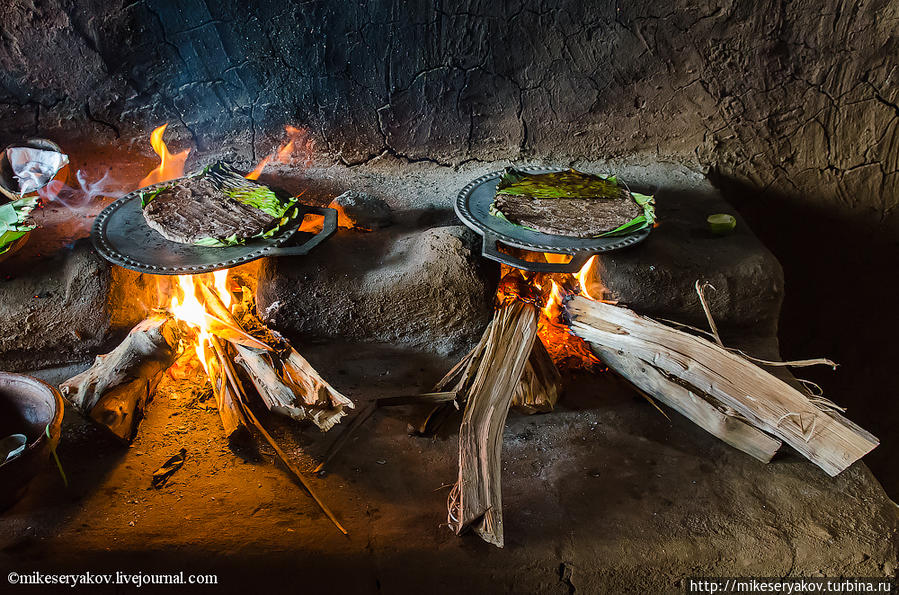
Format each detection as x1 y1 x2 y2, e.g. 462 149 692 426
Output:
566 297 878 476
198 282 352 431
60 313 182 442
591 344 782 463
430 319 560 422
448 301 538 547
512 338 562 414
206 336 248 440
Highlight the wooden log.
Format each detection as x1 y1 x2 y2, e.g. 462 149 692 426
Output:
566 297 878 476
591 344 782 463
511 338 562 414
206 336 248 440
60 313 181 442
199 282 352 431
448 301 538 547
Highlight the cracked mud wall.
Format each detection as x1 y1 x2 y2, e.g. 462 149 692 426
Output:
1 0 896 232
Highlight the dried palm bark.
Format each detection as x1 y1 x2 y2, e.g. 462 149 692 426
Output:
447 301 538 547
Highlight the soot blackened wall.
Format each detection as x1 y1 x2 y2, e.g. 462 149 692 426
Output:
1 0 896 233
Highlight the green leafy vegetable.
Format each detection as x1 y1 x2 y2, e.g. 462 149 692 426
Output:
0 195 39 255
496 168 620 199
139 185 169 207
225 186 295 219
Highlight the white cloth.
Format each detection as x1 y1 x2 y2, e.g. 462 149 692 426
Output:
6 147 68 194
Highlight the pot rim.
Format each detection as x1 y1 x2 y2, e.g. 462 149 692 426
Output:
0 372 64 470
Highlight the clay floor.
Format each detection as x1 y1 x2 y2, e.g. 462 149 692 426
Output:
0 344 895 594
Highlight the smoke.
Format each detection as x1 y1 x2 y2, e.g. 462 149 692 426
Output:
37 169 128 210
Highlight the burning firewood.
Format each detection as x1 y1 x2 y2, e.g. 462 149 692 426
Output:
60 313 182 442
197 282 353 431
205 336 248 440
447 301 538 548
511 338 562 414
566 296 879 476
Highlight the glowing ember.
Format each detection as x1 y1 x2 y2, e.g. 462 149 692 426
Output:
139 124 191 187
246 125 314 180
497 251 607 369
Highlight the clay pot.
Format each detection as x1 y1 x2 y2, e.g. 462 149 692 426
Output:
0 372 65 511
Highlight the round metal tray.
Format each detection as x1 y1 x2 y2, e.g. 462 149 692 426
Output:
92 178 336 275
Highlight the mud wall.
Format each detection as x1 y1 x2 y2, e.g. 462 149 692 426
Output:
2 0 896 231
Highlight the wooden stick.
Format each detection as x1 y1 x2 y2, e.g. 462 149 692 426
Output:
200 282 352 431
511 338 562 414
566 297 878 476
591 344 782 463
60 313 181 442
376 392 458 407
235 395 348 535
448 302 538 547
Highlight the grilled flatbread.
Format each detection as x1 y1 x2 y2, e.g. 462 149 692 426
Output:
143 177 278 245
140 164 299 247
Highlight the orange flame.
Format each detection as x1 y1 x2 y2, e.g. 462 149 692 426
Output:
542 280 565 319
169 274 213 372
212 269 231 309
245 125 314 180
574 255 600 300
495 252 607 369
139 124 190 187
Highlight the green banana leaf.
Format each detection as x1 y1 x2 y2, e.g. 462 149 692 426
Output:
491 168 655 238
0 195 39 255
496 168 620 199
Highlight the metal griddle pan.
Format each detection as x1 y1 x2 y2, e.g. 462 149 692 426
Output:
454 167 652 273
92 166 337 275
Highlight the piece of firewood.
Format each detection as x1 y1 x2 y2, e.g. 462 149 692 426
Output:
60 313 182 442
566 297 878 476
511 338 562 414
591 344 782 463
448 301 537 547
199 282 352 431
206 336 248 440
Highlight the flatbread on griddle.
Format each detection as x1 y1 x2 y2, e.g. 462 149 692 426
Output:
143 177 279 245
493 193 641 237
491 168 654 238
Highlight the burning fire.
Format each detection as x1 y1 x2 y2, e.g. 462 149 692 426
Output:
246 125 315 180
501 254 605 368
139 124 190 187
169 274 213 372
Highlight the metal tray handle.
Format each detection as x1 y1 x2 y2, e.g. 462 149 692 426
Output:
267 205 338 257
481 233 590 274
